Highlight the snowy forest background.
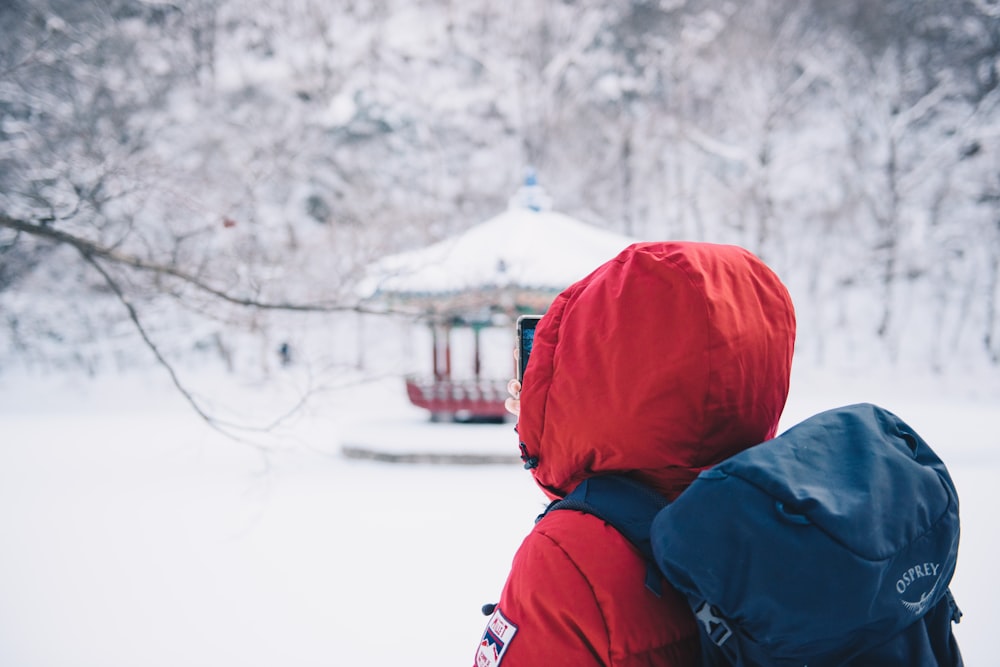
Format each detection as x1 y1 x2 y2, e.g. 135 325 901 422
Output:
2 0 1000 386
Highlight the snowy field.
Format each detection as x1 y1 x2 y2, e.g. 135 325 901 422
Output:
0 364 997 666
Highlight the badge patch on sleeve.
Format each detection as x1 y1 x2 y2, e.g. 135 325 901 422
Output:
475 607 518 667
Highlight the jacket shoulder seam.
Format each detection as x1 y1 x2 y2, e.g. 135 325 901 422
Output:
534 525 614 665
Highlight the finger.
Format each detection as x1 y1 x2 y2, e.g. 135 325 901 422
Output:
504 396 521 416
507 378 521 399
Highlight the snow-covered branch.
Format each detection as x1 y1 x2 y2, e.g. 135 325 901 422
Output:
0 214 381 315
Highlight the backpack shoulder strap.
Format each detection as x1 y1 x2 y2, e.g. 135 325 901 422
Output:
538 475 669 595
540 476 737 665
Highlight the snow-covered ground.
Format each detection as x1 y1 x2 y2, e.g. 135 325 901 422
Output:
0 364 997 666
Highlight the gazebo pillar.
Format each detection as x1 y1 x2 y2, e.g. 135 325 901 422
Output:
473 325 482 379
431 322 452 381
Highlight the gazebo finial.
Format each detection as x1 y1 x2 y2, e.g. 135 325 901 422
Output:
509 166 552 212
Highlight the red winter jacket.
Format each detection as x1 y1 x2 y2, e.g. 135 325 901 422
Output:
475 242 796 667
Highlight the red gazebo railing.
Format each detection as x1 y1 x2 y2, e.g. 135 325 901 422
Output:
405 376 510 422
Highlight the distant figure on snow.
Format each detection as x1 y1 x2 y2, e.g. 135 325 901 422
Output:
278 342 292 367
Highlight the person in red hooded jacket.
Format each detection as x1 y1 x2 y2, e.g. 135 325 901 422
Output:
474 241 796 667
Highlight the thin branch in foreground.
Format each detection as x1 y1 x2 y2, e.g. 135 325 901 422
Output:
0 214 390 315
3 211 431 445
78 250 281 453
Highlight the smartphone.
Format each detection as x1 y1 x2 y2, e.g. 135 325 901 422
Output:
516 315 542 382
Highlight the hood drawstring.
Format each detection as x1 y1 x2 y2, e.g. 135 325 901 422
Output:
519 442 539 470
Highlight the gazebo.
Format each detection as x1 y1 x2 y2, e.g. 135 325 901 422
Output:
363 179 634 421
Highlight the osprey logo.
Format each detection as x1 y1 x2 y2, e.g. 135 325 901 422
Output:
896 562 942 615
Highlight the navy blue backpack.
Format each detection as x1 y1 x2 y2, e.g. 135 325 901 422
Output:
543 403 963 666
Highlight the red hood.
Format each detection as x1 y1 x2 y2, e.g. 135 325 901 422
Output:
517 242 796 500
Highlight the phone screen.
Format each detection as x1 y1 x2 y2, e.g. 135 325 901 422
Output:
517 315 542 382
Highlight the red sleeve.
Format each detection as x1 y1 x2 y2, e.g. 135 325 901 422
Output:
473 511 700 667
476 527 610 667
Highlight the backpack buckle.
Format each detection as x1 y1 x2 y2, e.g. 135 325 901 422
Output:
695 602 733 646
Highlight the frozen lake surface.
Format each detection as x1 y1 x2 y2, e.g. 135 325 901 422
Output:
0 367 997 666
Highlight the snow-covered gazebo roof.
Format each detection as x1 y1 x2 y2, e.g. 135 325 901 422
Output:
363 182 635 318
